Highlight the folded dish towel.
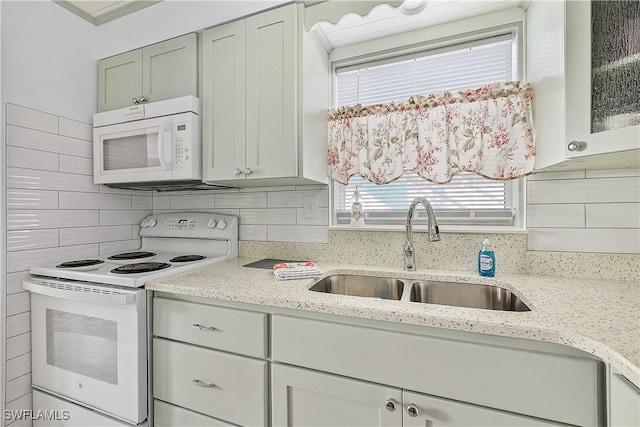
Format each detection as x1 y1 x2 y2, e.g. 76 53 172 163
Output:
273 261 322 280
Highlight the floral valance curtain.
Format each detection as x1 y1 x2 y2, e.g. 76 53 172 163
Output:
327 81 535 185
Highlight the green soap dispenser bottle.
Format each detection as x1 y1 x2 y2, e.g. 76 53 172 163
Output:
478 236 495 277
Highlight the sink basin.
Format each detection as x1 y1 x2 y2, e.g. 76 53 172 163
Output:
309 274 530 311
410 280 530 312
309 275 403 300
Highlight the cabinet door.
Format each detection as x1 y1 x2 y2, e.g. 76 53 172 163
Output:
565 0 640 158
272 364 402 427
610 373 640 426
98 49 143 112
245 4 298 180
402 391 563 427
201 21 246 181
142 33 197 104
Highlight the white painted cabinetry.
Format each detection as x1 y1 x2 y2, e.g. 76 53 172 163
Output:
271 314 602 426
152 297 268 426
201 4 329 187
610 369 640 426
98 33 197 112
271 364 559 427
272 364 402 427
527 0 640 171
152 294 614 427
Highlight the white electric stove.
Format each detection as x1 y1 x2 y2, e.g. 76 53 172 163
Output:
24 212 238 427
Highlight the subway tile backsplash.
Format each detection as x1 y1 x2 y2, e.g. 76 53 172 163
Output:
152 187 330 243
3 104 153 411
527 169 640 253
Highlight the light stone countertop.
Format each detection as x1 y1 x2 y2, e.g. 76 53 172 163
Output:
146 257 640 389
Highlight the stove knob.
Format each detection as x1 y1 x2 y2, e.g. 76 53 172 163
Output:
216 220 226 230
141 218 150 228
207 219 217 229
147 218 157 227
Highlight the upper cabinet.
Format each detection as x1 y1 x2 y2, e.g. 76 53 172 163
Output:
528 0 640 171
98 33 198 112
201 4 329 187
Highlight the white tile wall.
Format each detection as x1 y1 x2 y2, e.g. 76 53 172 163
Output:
5 393 33 427
3 105 153 411
6 105 58 134
152 186 330 243
6 190 58 210
6 334 31 360
527 169 640 253
6 125 92 157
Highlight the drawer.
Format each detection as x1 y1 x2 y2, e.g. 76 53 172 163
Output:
153 338 267 426
33 389 130 427
271 315 602 427
154 400 234 427
153 297 267 358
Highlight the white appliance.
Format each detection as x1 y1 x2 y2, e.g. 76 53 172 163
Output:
93 96 202 189
24 212 238 427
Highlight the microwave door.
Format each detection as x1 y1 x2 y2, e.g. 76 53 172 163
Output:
94 117 173 184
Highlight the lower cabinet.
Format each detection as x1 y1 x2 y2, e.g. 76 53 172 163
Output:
272 364 562 427
610 371 640 427
401 391 561 427
272 363 402 427
153 400 234 427
152 294 620 427
152 295 269 426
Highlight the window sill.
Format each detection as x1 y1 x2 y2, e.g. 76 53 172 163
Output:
329 224 528 234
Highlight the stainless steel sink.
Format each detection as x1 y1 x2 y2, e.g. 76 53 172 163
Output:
309 274 530 311
309 275 404 300
409 280 530 312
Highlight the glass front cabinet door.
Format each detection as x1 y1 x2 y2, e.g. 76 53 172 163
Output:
528 0 640 170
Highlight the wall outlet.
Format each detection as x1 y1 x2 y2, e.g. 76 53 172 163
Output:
303 194 318 219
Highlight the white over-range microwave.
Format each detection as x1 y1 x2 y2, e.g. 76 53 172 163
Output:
93 96 204 190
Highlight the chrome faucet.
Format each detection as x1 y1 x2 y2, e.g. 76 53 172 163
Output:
404 197 440 271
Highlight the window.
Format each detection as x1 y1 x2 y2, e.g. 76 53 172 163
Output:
333 35 519 226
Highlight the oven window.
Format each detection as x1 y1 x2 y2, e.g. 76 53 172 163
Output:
103 129 161 171
46 309 118 385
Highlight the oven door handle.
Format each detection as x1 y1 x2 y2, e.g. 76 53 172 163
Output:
23 280 137 306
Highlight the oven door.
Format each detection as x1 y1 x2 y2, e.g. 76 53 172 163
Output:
94 116 173 184
24 279 147 425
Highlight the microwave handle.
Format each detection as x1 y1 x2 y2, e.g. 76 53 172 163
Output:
23 280 136 306
158 121 172 171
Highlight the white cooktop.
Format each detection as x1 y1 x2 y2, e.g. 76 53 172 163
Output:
29 212 238 288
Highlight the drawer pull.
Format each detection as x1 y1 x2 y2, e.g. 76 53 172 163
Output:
192 323 217 331
192 379 216 388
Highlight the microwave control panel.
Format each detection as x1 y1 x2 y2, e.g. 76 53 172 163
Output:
174 121 191 170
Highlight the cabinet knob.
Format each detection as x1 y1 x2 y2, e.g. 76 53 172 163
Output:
567 140 586 152
406 405 419 417
234 168 244 176
132 97 139 104
244 168 253 176
384 399 397 412
139 96 147 103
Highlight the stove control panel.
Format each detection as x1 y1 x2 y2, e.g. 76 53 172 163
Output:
139 213 238 240
168 218 198 230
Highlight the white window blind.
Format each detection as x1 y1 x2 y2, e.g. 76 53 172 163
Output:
333 35 517 226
